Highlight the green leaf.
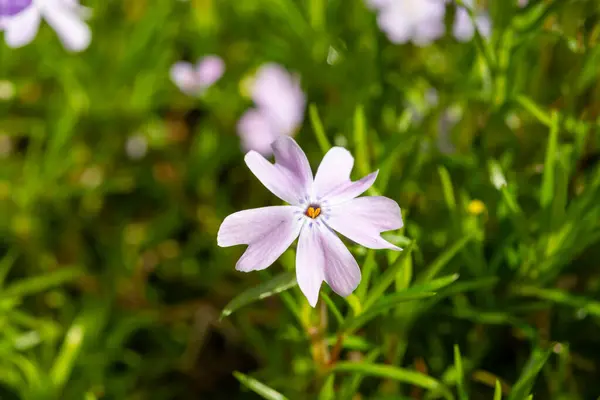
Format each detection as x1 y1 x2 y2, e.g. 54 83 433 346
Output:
512 285 600 317
50 320 86 392
355 250 376 300
438 166 457 211
507 347 552 400
309 103 331 154
0 267 84 301
363 241 415 309
417 273 461 292
234 372 289 400
0 249 18 288
332 362 453 400
454 0 496 74
576 44 600 92
343 290 436 331
493 380 502 400
417 234 473 283
454 345 467 400
220 272 297 319
340 349 381 399
353 105 370 178
318 374 335 400
540 111 559 208
345 274 457 331
516 95 552 127
321 292 344 326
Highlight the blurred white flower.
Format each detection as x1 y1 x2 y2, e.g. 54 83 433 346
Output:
237 63 306 155
367 0 446 46
170 55 225 96
0 80 15 100
0 0 92 52
452 0 491 42
519 0 529 7
125 134 148 160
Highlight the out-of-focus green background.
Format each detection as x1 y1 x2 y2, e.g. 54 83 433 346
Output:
2 0 600 399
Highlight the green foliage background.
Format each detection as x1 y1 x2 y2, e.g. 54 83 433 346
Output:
2 0 600 399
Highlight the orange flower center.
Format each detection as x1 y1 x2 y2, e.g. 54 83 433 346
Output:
305 206 321 219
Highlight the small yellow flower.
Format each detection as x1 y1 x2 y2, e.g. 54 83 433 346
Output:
468 199 486 215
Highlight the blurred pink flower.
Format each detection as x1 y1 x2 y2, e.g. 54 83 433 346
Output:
1 0 91 51
519 0 528 7
452 0 491 42
237 63 306 155
367 0 446 46
218 137 403 307
170 55 225 96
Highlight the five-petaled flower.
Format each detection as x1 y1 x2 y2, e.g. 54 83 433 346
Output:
367 0 446 46
237 63 306 156
170 55 225 96
452 0 492 42
217 137 403 307
0 0 91 52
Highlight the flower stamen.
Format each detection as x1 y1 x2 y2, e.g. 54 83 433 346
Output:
305 206 321 219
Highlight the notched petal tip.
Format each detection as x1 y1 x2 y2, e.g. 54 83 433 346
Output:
270 135 298 150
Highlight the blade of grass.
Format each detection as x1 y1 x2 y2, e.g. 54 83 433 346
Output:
512 285 600 317
540 111 559 208
494 380 502 400
332 362 454 400
340 349 381 400
309 103 331 154
234 371 289 400
0 248 18 288
515 95 552 127
507 347 552 400
0 267 84 301
363 242 415 309
50 321 86 393
343 291 436 331
417 235 474 283
438 166 457 212
355 250 376 300
353 105 371 178
220 272 297 319
320 292 344 326
454 345 467 400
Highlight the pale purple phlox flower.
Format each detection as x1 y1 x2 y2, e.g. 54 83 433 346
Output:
170 55 225 96
452 0 492 42
237 63 306 156
367 0 446 46
218 137 403 307
0 0 91 51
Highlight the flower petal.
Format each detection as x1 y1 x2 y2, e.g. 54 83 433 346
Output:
318 224 361 297
195 55 225 88
170 61 198 94
296 224 325 307
313 147 354 199
237 109 277 156
3 7 40 48
217 206 303 272
326 196 403 250
453 8 474 42
251 64 306 136
377 8 412 44
42 1 91 51
322 171 379 206
244 137 312 205
271 136 313 190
